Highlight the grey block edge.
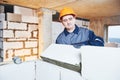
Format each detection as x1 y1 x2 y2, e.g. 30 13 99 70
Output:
41 56 81 73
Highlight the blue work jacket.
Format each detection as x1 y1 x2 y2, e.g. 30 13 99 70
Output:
56 25 104 48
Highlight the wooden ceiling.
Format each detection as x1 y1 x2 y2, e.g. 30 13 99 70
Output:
0 0 120 19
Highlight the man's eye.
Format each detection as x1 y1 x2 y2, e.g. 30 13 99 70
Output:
62 17 73 22
69 17 73 20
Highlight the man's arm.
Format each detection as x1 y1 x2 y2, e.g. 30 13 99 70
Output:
88 30 104 46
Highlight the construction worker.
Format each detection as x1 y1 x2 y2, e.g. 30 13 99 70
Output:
56 7 104 48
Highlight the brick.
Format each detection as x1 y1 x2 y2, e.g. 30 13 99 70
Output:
3 30 14 38
7 49 14 55
4 57 12 62
3 49 14 62
0 37 3 41
0 50 3 57
8 22 27 30
28 24 38 32
0 21 7 29
0 30 3 37
0 41 2 45
15 49 31 56
15 31 31 38
0 5 4 13
32 31 38 38
0 39 3 42
0 21 3 29
22 16 38 23
6 49 14 59
3 42 23 50
0 57 3 62
0 41 3 49
33 48 38 54
14 6 37 16
25 41 37 48
24 55 38 61
0 13 5 21
6 13 22 22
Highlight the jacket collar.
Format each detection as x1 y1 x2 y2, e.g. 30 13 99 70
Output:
64 24 79 36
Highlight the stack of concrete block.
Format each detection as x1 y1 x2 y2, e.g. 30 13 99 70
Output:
0 60 83 80
0 6 39 62
2 21 39 61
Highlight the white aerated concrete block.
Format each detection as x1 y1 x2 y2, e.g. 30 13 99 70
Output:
3 42 23 50
0 30 3 37
81 46 120 80
6 13 22 22
36 60 60 80
0 61 35 80
25 41 37 48
14 49 31 56
61 67 83 80
0 21 7 29
8 22 27 30
36 60 83 80
15 31 31 38
0 13 5 21
14 6 37 16
41 44 81 72
28 24 38 31
3 30 14 38
0 5 4 13
22 16 38 23
33 48 38 54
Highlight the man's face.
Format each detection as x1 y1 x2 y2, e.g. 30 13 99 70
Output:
61 15 76 30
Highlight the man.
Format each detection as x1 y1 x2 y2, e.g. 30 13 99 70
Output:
56 7 104 48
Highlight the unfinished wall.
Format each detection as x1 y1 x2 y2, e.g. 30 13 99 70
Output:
0 6 39 62
89 15 120 37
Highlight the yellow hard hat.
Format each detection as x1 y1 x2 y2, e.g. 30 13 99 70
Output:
59 7 76 21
